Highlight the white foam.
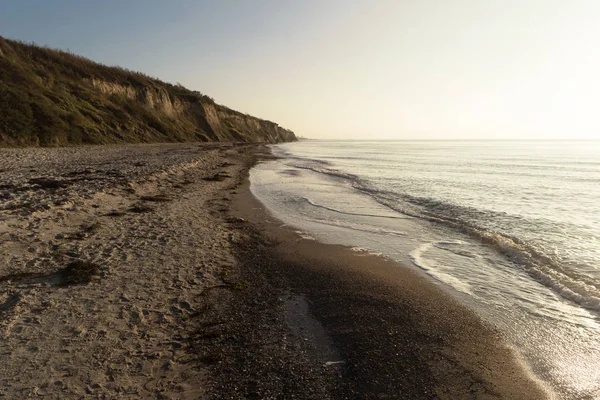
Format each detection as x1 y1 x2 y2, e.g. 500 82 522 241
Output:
409 243 474 295
350 246 383 256
294 230 316 240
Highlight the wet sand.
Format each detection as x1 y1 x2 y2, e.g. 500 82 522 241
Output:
223 151 551 399
0 143 550 399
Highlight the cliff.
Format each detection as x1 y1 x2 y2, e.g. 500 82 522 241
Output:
0 37 296 146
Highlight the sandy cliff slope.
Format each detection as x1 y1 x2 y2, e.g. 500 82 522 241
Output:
0 36 296 146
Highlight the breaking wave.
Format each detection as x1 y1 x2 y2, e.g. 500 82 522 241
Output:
294 161 600 313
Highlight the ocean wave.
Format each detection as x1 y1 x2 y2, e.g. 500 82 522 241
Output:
290 163 357 180
296 161 600 313
381 195 600 312
305 216 407 237
409 243 474 295
303 197 410 220
432 240 477 259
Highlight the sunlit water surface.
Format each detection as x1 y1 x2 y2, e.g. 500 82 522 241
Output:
250 140 600 399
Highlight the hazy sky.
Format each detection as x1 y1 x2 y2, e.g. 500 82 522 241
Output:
1 0 599 140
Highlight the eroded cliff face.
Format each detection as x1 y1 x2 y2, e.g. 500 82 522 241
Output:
89 79 296 144
0 36 296 146
90 79 187 118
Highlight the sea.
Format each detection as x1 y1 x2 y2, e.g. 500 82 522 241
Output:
249 140 600 399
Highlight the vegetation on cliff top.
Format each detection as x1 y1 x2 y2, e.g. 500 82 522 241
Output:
0 36 295 146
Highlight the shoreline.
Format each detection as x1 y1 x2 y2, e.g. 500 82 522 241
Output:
219 148 552 399
0 143 551 398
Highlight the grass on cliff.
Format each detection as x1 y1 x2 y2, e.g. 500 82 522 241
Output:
0 36 217 146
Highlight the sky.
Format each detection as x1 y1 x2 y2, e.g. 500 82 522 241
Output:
1 0 600 140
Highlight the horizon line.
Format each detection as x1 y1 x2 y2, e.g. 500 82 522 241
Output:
298 138 600 142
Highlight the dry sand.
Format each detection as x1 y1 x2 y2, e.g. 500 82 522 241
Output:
0 143 252 398
0 143 550 399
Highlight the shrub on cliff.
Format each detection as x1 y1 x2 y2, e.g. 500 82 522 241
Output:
0 36 295 146
0 36 212 146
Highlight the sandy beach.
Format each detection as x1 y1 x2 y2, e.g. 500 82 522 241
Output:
0 143 550 399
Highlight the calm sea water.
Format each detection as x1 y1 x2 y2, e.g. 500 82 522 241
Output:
250 140 600 399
